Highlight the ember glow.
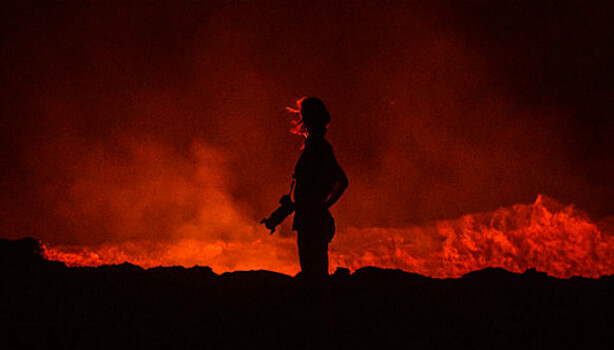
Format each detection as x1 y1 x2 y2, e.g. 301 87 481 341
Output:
44 195 614 278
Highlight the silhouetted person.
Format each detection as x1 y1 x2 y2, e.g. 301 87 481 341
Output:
292 97 348 280
262 97 348 280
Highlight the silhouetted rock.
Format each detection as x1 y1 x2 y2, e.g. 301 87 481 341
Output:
0 237 45 268
1 238 613 349
332 266 350 278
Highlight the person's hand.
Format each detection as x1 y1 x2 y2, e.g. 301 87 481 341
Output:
260 218 276 234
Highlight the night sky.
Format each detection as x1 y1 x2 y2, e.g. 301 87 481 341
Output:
1 0 613 249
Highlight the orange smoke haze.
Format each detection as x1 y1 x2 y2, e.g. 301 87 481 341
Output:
45 195 614 278
2 1 613 278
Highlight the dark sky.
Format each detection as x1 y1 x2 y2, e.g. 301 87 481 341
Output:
1 0 613 246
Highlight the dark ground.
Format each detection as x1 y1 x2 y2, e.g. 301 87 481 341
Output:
2 238 613 349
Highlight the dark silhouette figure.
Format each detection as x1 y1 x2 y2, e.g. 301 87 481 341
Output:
262 97 348 279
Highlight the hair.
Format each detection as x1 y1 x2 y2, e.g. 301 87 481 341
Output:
286 97 330 138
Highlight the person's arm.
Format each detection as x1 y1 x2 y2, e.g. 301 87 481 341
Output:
324 166 348 209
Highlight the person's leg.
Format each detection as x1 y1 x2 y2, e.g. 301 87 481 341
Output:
297 230 329 278
315 238 329 277
297 231 334 347
297 230 315 277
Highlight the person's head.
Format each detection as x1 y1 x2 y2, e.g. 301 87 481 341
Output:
287 97 330 138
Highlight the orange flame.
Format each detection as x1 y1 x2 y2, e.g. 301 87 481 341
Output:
330 195 614 278
43 195 614 278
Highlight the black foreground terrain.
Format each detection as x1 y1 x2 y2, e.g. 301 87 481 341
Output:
2 238 613 349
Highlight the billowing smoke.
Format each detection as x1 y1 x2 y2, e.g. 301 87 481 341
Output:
2 1 613 276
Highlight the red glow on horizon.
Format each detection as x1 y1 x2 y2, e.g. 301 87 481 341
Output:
43 195 614 278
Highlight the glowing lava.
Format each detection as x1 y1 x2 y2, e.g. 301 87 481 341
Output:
330 195 614 278
44 195 614 278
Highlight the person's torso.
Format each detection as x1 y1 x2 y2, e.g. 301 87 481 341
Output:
293 137 337 212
